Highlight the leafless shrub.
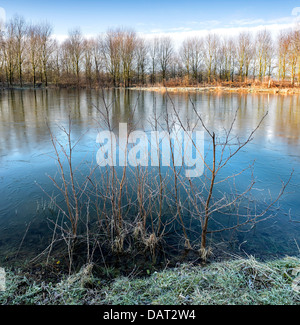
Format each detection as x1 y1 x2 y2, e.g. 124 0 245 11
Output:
38 88 293 271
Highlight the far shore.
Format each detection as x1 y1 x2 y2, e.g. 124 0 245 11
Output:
127 85 300 95
2 84 300 95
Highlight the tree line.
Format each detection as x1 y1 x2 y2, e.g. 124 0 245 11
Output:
1 14 300 88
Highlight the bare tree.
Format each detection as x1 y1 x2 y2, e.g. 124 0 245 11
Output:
180 38 192 81
135 37 149 85
83 39 94 87
0 22 5 83
120 29 137 88
158 36 173 81
39 22 54 87
2 15 300 88
256 29 273 81
217 37 234 81
180 37 204 83
236 32 253 82
149 37 159 84
3 20 16 85
204 33 219 82
5 15 27 87
166 92 292 258
190 37 204 82
103 28 122 87
28 24 40 87
67 28 84 86
91 36 104 86
50 40 61 87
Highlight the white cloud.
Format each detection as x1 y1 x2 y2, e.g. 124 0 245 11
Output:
168 27 193 32
229 16 294 27
51 33 98 43
229 19 265 26
186 20 222 27
140 21 295 48
137 13 298 48
51 34 68 43
0 7 6 26
50 15 297 48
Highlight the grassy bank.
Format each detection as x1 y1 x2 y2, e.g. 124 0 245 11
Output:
1 256 300 305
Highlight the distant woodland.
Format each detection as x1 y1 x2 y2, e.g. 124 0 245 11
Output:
1 15 300 88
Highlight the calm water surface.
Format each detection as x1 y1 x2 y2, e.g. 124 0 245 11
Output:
0 88 300 263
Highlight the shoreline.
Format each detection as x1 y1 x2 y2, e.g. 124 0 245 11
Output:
1 255 299 305
128 85 300 95
1 84 300 95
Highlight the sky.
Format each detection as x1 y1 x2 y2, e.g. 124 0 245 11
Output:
0 0 300 43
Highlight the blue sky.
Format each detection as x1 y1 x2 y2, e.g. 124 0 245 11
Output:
0 0 299 40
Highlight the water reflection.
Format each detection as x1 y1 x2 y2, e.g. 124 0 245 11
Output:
0 89 300 261
1 89 300 156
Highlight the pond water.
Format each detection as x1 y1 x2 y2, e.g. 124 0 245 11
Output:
0 88 300 264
